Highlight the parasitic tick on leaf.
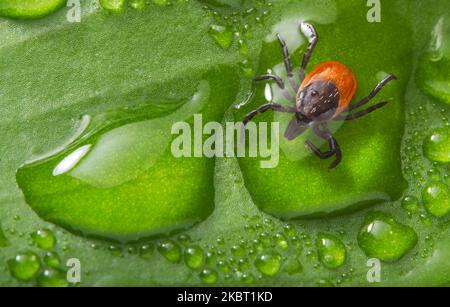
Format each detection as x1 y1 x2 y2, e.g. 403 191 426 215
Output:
242 23 397 169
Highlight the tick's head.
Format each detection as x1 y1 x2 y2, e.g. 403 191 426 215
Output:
296 80 340 122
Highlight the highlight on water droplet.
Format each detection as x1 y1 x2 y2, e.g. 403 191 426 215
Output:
8 251 41 282
421 181 450 217
423 127 450 163
357 212 417 262
316 233 346 269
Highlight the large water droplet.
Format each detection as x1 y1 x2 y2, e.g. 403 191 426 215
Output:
357 212 417 262
8 251 41 281
37 268 68 287
423 127 450 163
316 233 346 269
421 181 450 217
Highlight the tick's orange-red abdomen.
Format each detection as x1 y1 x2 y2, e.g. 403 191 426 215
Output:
300 61 358 114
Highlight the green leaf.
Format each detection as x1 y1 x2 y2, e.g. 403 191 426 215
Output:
0 0 449 287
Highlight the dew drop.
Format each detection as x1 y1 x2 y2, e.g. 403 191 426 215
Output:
316 233 346 269
139 243 154 259
199 268 218 284
184 246 204 270
31 229 56 250
129 0 145 10
357 212 417 262
423 127 450 163
209 24 233 49
100 0 126 13
401 195 420 213
43 252 61 268
8 251 41 281
157 240 181 263
421 181 450 217
37 268 68 287
254 252 281 276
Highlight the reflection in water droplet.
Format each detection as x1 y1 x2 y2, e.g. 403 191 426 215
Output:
52 145 92 176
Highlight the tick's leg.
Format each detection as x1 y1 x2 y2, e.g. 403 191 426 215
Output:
276 33 298 92
243 103 294 126
305 124 342 168
334 101 388 121
255 74 293 101
348 74 396 111
299 22 319 83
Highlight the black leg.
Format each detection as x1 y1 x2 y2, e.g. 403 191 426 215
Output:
348 74 396 111
334 101 388 121
299 22 319 82
254 74 293 101
276 33 297 92
255 74 285 89
305 124 342 169
243 103 294 126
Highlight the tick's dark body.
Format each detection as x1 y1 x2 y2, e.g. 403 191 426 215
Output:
243 23 396 168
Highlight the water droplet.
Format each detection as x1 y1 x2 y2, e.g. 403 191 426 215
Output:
422 181 450 217
209 24 233 49
177 234 192 247
129 0 145 10
231 245 245 257
37 268 68 287
316 233 346 269
423 127 450 163
199 268 218 284
43 252 61 268
358 212 417 262
184 246 204 270
254 252 281 276
0 0 65 19
31 229 56 250
8 251 41 281
401 195 420 213
157 240 181 263
283 258 302 275
100 0 126 13
274 233 289 250
139 243 154 259
217 260 230 273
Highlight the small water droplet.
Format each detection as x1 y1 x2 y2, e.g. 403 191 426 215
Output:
100 0 126 13
31 229 56 250
37 268 68 287
401 195 420 213
209 24 233 49
423 127 450 163
254 252 281 276
184 246 204 270
199 268 218 284
422 181 450 217
316 233 346 269
139 243 154 259
43 252 61 268
157 240 181 263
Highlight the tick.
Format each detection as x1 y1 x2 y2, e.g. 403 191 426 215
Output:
242 23 397 169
